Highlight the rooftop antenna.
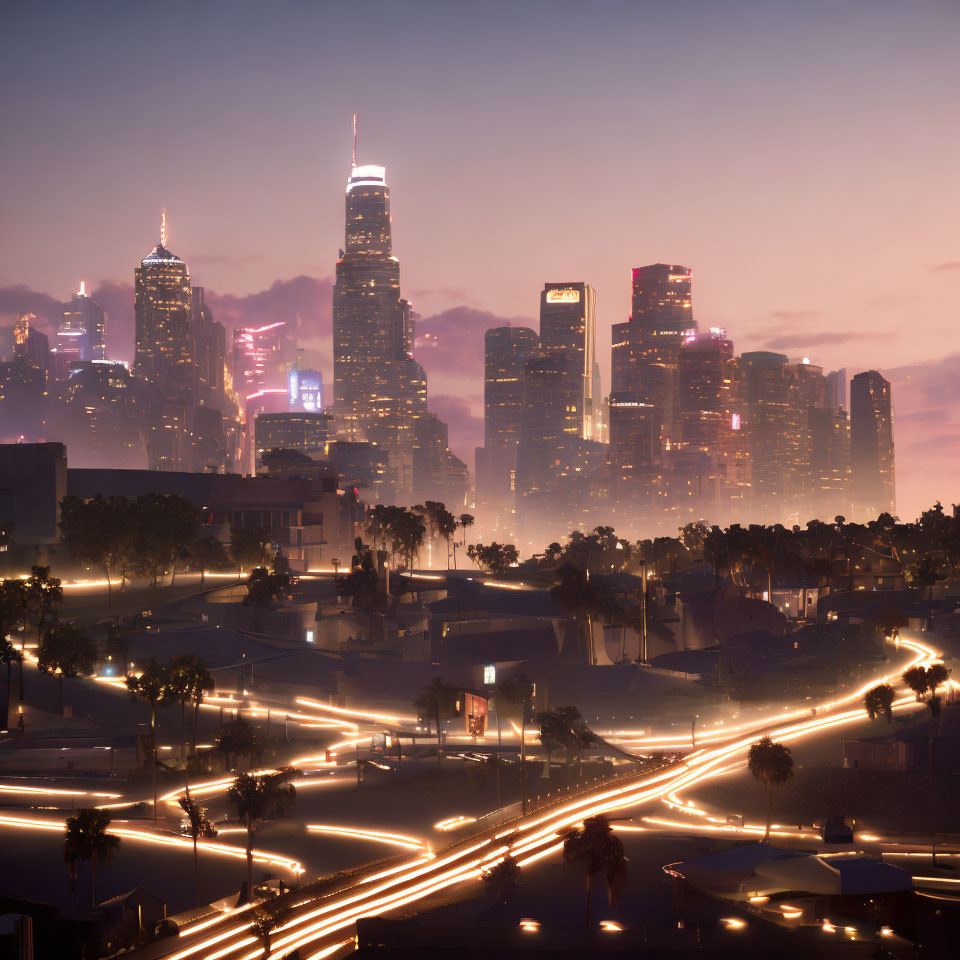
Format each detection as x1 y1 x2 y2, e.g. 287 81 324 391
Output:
352 113 358 168
78 281 86 297
160 208 167 247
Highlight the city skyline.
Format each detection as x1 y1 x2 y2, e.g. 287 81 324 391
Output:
3 0 960 517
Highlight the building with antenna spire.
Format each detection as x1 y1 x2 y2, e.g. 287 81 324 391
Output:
331 120 465 505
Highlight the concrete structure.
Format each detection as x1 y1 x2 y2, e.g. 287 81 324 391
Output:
0 442 67 544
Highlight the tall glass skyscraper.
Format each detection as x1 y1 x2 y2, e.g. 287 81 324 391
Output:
134 223 194 397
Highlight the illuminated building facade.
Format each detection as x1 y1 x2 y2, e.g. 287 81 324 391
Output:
850 370 895 518
539 282 598 440
60 282 106 362
232 321 295 400
254 412 332 472
134 219 195 398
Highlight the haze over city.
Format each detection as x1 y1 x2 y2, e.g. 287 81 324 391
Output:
3 4 960 959
3 0 960 516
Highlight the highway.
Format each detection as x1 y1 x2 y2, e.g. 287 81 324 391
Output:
116 632 946 960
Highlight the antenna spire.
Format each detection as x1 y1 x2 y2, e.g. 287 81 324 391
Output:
352 113 357 168
78 281 86 297
160 208 167 247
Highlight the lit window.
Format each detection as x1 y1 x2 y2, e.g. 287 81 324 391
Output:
483 664 496 685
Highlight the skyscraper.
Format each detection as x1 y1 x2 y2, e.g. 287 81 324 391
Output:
333 163 405 415
850 370 895 518
612 264 697 450
539 282 598 440
60 282 107 362
134 214 195 397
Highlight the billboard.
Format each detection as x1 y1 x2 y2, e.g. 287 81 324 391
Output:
545 288 581 304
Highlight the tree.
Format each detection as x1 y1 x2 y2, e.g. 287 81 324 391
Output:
231 525 274 574
483 855 520 901
215 717 261 771
59 495 127 600
392 509 426 571
434 508 458 568
170 655 215 761
0 635 22 695
467 542 519 575
415 677 460 770
179 791 218 905
25 566 62 642
747 737 794 841
458 513 475 546
537 706 595 777
191 536 232 587
902 665 930 701
126 659 173 819
927 662 951 694
37 622 96 716
227 771 296 898
549 563 622 664
562 815 627 929
243 566 293 633
864 684 895 723
0 579 28 700
905 554 945 599
63 808 121 909
103 619 130 674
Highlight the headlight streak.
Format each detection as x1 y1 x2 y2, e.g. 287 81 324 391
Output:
125 633 945 960
306 824 426 852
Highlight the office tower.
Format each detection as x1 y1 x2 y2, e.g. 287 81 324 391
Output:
612 264 697 450
607 393 657 484
191 287 226 409
134 215 195 397
539 282 598 439
412 412 469 509
850 370 895 518
477 325 539 517
675 329 750 519
808 405 851 520
60 282 107 362
254 412 333 472
333 163 405 415
13 315 50 375
742 351 807 523
826 368 848 411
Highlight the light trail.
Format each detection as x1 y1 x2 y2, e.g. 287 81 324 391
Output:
0 813 303 874
295 697 415 726
115 633 946 960
0 783 122 800
307 824 426 852
433 815 476 832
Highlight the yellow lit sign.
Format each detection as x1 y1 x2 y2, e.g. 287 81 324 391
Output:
545 289 580 304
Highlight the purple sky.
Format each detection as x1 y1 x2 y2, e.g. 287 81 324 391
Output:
2 0 959 518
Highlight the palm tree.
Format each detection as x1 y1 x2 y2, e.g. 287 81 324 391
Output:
864 684 895 723
215 717 260 771
227 771 296 899
550 564 622 664
482 855 520 901
458 513 475 546
562 815 627 929
179 791 218 905
902 665 930 701
748 737 794 841
170 655 215 761
37 622 97 716
415 677 460 770
63 808 121 909
927 662 951 694
126 659 173 820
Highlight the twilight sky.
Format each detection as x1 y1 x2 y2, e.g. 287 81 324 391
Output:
2 0 959 518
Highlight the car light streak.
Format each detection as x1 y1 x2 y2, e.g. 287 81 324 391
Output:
306 824 426 851
0 783 122 799
434 815 476 832
143 631 944 960
0 813 303 873
295 697 415 726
